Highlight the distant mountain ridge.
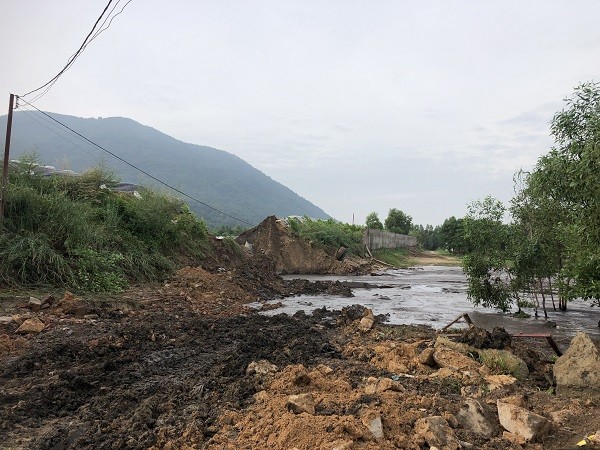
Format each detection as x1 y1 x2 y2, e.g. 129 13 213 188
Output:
0 112 330 226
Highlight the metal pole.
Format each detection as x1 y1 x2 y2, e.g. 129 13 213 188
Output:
1 93 15 223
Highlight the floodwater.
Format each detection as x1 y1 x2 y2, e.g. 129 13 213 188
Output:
259 266 600 349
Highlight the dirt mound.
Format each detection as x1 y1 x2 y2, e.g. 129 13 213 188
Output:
236 216 372 275
457 326 512 349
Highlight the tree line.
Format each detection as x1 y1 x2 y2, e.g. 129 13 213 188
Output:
366 209 467 254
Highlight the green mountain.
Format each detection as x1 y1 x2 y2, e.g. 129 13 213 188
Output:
1 111 329 227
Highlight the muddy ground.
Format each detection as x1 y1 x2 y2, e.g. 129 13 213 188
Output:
1 253 600 449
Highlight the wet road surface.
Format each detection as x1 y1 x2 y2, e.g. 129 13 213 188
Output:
258 266 600 349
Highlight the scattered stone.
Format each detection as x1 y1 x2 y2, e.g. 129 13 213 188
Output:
497 399 551 442
11 314 29 325
361 410 384 441
28 296 43 311
358 309 375 332
387 360 409 374
485 374 517 391
414 416 461 450
478 349 529 381
16 318 45 334
456 398 498 438
553 332 600 394
41 294 55 305
246 359 278 376
58 291 91 316
287 393 315 415
364 377 404 394
417 347 436 367
0 316 13 325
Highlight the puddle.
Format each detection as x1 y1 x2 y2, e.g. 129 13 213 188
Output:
256 266 600 347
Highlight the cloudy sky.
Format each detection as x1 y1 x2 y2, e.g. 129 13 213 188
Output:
2 1 599 226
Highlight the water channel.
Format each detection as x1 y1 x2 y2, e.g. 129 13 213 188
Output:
257 266 600 349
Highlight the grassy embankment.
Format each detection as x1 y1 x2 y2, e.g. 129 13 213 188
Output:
0 160 210 293
372 248 462 268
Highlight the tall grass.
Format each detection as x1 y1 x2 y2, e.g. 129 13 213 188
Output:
0 161 210 292
288 217 365 255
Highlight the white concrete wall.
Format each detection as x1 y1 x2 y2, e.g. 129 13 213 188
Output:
363 228 417 250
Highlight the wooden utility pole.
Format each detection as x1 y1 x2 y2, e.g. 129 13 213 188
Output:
1 94 15 223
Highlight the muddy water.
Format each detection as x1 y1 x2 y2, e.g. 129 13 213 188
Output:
260 266 600 348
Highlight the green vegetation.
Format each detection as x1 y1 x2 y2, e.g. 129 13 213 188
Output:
0 158 210 292
463 82 600 312
288 217 365 255
384 208 413 235
365 211 383 230
371 248 410 267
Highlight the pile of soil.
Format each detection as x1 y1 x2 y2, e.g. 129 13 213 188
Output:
236 216 372 275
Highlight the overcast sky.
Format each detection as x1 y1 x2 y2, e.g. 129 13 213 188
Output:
2 1 599 226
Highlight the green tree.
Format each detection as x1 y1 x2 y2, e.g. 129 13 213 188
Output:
411 224 440 250
462 196 513 311
384 208 413 235
439 216 467 254
365 212 384 230
512 82 600 306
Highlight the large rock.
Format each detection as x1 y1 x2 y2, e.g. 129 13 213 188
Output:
553 332 600 394
414 416 461 450
15 318 45 334
496 399 551 442
456 398 498 438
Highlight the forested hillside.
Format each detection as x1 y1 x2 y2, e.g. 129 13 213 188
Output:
0 112 330 226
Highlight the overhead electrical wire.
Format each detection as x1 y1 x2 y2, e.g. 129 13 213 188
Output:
21 0 134 102
17 97 253 226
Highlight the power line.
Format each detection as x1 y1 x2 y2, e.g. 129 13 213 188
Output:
17 106 103 160
21 0 127 101
17 97 252 226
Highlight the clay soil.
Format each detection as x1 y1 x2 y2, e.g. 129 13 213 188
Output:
1 257 599 449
